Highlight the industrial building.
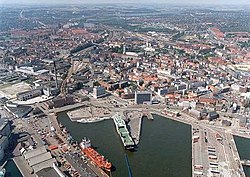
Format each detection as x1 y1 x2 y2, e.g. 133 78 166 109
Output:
135 91 152 104
45 95 74 109
36 165 65 177
16 89 43 101
23 146 58 173
5 103 33 118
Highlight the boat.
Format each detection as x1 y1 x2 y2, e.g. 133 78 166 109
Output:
0 168 5 177
79 137 112 172
112 114 135 150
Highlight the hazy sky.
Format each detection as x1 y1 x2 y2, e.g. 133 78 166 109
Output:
1 0 249 5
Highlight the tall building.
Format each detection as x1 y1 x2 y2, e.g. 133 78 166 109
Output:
93 86 106 99
135 91 152 105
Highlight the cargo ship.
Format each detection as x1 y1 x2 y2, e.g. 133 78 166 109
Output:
112 114 135 150
79 137 112 172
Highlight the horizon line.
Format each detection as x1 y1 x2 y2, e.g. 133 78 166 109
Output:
1 2 250 6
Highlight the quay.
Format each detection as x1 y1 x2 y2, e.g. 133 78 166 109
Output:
125 110 142 145
229 134 246 177
54 113 110 177
64 153 97 177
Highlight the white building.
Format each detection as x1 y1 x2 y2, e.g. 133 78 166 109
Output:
93 86 106 99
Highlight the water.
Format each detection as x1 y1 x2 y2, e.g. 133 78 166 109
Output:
234 136 250 177
4 160 22 177
58 113 192 177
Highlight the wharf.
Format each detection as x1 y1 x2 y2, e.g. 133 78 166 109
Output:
230 134 246 177
125 110 142 145
145 112 154 120
64 153 98 177
85 159 110 177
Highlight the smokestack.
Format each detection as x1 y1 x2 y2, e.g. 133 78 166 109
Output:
53 61 58 89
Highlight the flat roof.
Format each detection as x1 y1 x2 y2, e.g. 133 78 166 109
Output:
32 158 57 173
28 152 52 167
24 146 47 160
36 167 61 177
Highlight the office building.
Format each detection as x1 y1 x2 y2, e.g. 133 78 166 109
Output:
135 91 152 105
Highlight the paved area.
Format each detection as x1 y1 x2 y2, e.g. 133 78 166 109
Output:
124 110 142 145
192 124 246 177
67 106 111 122
64 152 98 177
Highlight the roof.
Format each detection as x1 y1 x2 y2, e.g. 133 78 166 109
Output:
24 146 47 160
28 152 52 166
36 167 62 177
0 119 8 132
32 158 57 173
6 104 33 118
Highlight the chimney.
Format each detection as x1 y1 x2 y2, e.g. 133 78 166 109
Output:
53 61 59 89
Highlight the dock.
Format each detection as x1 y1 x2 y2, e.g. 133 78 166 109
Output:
64 152 107 177
241 159 250 167
144 112 154 120
230 134 246 177
124 110 142 145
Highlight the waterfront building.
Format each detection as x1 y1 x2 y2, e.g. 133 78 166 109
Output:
135 91 152 105
36 164 65 177
45 95 74 108
23 146 58 173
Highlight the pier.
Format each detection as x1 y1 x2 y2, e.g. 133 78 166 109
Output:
241 160 250 167
124 110 142 145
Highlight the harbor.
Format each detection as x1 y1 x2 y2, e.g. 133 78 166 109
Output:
58 112 192 177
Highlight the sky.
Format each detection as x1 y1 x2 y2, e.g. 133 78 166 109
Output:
0 0 249 5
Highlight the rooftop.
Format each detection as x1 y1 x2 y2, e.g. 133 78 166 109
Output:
36 167 62 177
24 146 47 160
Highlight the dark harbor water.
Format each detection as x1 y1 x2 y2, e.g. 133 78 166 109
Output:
58 113 192 177
4 160 22 177
234 136 250 177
